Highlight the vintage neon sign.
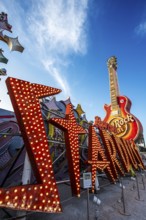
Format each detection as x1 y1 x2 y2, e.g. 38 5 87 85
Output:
49 103 86 197
87 125 114 192
104 56 142 141
112 114 134 128
0 77 62 213
94 117 144 179
98 128 125 180
94 116 117 133
107 114 136 137
111 134 131 173
0 77 144 213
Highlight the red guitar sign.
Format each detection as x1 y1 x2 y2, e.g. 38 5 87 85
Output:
103 56 143 141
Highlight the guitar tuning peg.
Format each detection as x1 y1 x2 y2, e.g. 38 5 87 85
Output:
107 56 117 70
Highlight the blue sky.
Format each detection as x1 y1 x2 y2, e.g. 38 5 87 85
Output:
0 0 146 140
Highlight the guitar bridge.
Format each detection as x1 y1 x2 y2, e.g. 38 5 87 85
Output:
111 110 119 115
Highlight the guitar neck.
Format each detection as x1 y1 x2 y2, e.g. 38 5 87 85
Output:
107 56 120 112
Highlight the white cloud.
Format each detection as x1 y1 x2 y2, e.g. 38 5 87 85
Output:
27 0 88 55
26 0 88 95
0 0 89 97
42 59 71 96
135 22 146 36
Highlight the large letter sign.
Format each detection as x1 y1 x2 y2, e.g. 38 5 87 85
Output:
0 77 145 214
112 134 131 173
87 125 115 192
98 129 125 179
0 77 62 213
49 103 86 197
95 117 144 178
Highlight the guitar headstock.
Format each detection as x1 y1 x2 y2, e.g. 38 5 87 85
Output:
107 56 117 70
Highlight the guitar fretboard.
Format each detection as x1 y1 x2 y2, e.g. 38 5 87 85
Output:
107 57 120 112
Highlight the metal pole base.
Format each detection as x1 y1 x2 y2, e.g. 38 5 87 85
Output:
135 174 144 201
130 185 136 191
87 188 90 220
119 210 131 216
118 177 131 216
141 174 145 190
135 197 144 201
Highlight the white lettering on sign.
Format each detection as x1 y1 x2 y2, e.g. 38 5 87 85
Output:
113 114 134 128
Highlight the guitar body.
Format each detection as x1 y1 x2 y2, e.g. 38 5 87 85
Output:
104 95 143 141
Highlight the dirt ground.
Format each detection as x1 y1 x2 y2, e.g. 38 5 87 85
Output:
1 172 146 220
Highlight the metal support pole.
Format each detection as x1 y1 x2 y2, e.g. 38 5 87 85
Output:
17 152 31 220
0 146 24 187
140 169 145 190
21 153 31 184
135 174 144 201
141 173 145 190
119 178 130 216
87 188 90 220
52 149 66 164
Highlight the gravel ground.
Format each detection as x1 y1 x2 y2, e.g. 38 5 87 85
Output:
1 172 146 220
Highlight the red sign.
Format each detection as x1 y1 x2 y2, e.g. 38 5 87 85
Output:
0 77 62 213
0 77 144 213
49 103 86 197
